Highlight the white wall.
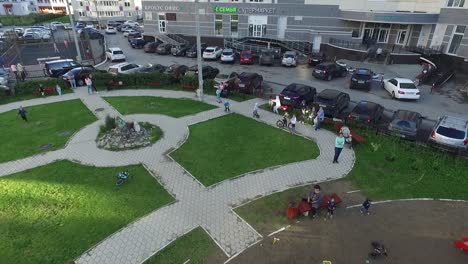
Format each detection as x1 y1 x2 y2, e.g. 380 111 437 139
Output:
340 0 445 13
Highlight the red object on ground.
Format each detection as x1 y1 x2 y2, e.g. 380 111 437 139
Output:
454 238 468 251
298 200 312 214
319 193 342 209
287 203 299 219
334 122 366 143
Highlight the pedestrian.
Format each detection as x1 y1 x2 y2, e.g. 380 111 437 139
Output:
253 102 260 118
308 184 323 218
333 132 345 164
216 85 222 103
10 64 18 80
272 102 280 114
315 107 324 131
39 84 45 97
53 42 59 53
68 72 77 89
63 39 69 49
89 74 98 93
85 76 93 94
18 106 28 123
17 62 25 82
327 197 337 219
224 100 230 112
290 114 297 133
360 198 372 215
56 84 62 96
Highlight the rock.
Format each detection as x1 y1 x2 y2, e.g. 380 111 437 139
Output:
97 122 156 151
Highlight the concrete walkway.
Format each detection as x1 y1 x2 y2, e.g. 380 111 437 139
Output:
0 87 355 263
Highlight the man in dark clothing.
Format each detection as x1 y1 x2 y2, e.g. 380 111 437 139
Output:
18 106 28 123
308 184 324 218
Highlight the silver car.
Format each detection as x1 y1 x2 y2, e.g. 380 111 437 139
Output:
428 115 468 151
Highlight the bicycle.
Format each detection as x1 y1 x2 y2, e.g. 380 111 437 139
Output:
116 170 130 186
276 117 292 129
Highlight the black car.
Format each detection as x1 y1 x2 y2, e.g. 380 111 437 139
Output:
186 65 220 80
139 64 167 73
312 63 347 81
308 52 326 66
79 28 103 40
171 43 191 56
348 101 384 125
164 64 189 81
314 89 350 117
130 38 146 49
350 68 373 91
107 20 122 28
279 83 316 108
61 66 95 86
237 72 263 94
388 110 422 140
127 31 142 42
186 43 207 58
143 42 159 53
45 59 83 77
156 43 173 55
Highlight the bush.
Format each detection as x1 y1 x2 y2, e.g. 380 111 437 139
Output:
93 71 173 89
14 79 67 96
104 115 116 131
0 14 64 26
180 75 198 89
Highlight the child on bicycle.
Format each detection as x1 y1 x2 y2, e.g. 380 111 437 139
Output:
361 198 372 215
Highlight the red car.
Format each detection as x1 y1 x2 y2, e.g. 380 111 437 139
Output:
240 50 254 65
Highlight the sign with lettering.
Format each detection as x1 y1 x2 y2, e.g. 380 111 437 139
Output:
144 5 182 11
214 6 276 15
214 6 237 13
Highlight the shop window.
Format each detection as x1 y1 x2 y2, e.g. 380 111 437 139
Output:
231 15 238 34
448 25 466 54
215 14 223 35
447 0 465 7
351 29 360 38
166 13 176 21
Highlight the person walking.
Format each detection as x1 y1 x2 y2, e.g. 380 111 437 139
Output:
360 198 372 215
39 84 45 97
224 100 230 112
10 64 18 81
272 102 280 114
18 106 28 123
53 42 59 53
333 132 345 164
56 84 62 96
89 74 98 93
216 85 222 103
85 76 93 94
253 102 260 118
68 72 77 89
290 114 297 133
17 63 25 82
315 107 324 131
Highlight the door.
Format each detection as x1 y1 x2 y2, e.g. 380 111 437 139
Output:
363 28 373 43
417 25 432 47
312 35 322 53
159 20 166 33
253 25 262 37
277 16 287 39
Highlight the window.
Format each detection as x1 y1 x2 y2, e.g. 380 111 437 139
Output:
351 29 360 38
396 25 409 45
166 13 177 21
447 0 465 7
215 14 223 35
448 25 466 54
124 2 130 7
145 12 152 20
250 0 264 2
79 1 83 6
231 15 238 34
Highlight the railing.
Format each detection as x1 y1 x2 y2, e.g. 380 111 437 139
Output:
224 38 281 56
228 34 310 55
167 34 189 45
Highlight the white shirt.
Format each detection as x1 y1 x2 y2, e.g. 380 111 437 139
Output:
291 116 297 125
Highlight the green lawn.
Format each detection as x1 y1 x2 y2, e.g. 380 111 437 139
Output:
0 160 174 264
0 100 96 163
144 227 224 264
171 114 320 186
104 96 217 118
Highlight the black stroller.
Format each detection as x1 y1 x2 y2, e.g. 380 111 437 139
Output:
369 241 388 258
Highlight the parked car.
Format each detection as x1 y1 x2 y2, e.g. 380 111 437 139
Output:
63 23 72 30
428 115 468 151
314 89 350 117
14 27 24 36
383 78 420 100
139 63 167 73
127 31 142 42
119 25 133 33
237 72 263 94
308 52 326 66
45 59 83 77
186 65 220 80
350 68 373 91
108 63 141 75
220 48 235 63
186 43 207 58
144 42 159 53
240 50 254 65
279 83 316 108
259 49 274 66
107 20 122 28
156 43 173 55
203 46 223 60
348 101 384 125
79 28 103 39
313 62 348 81
22 32 43 40
388 110 422 140
50 21 64 28
130 38 146 49
123 29 136 37
106 47 126 62
62 66 95 86
214 72 238 86
282 51 297 67
164 64 189 80
171 43 191 56
105 26 117 34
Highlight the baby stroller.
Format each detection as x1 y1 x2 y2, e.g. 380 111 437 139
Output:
369 241 388 258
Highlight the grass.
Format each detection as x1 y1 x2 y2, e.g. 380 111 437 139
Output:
171 114 320 186
104 96 217 118
43 16 70 24
144 227 224 264
0 88 73 105
0 100 96 163
0 160 174 264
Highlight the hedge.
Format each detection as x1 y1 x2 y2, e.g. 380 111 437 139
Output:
92 72 174 88
0 14 65 26
14 79 68 96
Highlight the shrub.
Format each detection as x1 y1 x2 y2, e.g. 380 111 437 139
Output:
180 75 198 89
0 14 64 26
14 79 67 96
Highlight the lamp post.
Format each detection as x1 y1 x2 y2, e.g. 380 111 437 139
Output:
65 0 82 61
195 0 204 101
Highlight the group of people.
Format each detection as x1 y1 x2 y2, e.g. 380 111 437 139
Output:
215 83 231 113
10 63 26 82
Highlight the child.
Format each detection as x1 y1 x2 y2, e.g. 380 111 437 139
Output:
216 84 223 103
361 198 371 215
39 84 45 97
224 100 230 112
56 84 62 96
327 197 337 219
253 102 260 118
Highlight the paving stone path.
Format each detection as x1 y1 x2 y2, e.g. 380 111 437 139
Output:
0 87 355 263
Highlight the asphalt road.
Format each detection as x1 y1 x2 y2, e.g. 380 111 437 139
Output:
100 32 468 121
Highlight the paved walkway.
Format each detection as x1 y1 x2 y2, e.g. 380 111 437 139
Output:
0 87 355 263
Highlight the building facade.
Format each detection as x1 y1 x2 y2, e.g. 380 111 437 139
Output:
141 0 468 59
0 0 68 16
71 0 141 24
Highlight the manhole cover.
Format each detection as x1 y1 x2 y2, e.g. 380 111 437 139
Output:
40 144 53 150
58 131 71 136
95 108 105 112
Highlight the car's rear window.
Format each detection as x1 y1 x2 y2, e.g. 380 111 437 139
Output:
223 51 233 55
316 96 335 105
284 54 295 58
205 48 214 52
400 82 417 89
356 69 371 76
316 65 327 70
436 126 466 139
113 50 123 54
242 52 252 57
354 103 375 114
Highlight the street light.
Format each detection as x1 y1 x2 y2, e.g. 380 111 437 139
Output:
65 0 82 61
195 0 204 101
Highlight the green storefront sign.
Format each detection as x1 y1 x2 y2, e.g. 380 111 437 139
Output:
214 6 238 13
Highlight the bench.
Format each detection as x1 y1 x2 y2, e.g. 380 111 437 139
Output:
33 87 54 95
334 122 366 143
106 80 124 91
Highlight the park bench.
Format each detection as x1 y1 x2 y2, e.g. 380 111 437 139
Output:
334 122 366 143
33 87 54 96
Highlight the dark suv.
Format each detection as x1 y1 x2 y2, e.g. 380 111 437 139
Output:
348 101 384 125
350 68 373 91
45 59 83 77
171 43 191 56
156 43 173 55
314 89 350 117
279 83 316 108
312 62 347 81
186 43 207 58
130 38 146 49
237 72 263 94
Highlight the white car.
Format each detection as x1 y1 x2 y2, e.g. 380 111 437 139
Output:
124 21 139 27
108 62 141 75
123 29 136 37
282 51 297 67
106 47 126 62
220 48 235 63
105 26 117 34
50 22 64 28
203 46 222 60
383 78 420 100
64 23 72 30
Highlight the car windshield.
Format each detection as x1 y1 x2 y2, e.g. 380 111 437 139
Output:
436 126 466 139
356 69 371 76
223 51 233 55
400 82 417 89
284 54 295 58
205 48 214 52
354 102 375 114
108 68 118 73
242 52 252 58
113 50 123 54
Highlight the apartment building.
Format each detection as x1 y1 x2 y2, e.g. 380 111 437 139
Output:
0 0 68 16
71 0 141 24
141 0 468 59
